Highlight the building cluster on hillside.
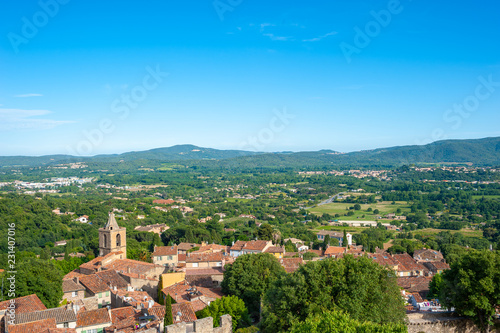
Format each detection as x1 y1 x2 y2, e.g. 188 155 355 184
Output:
298 169 389 179
0 177 94 193
0 212 455 332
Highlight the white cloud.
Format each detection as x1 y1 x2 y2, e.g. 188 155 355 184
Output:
14 93 43 98
0 108 74 130
303 31 338 42
263 33 293 41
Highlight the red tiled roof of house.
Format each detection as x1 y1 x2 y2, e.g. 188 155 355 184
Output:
96 269 129 289
265 246 285 254
178 254 187 262
229 240 246 251
196 287 224 299
63 269 86 280
62 279 85 293
113 290 160 308
393 253 426 272
190 299 209 312
368 252 398 268
243 240 271 251
105 259 160 276
185 268 224 276
163 281 191 302
172 302 197 324
324 246 346 256
413 249 444 262
177 243 199 251
76 308 111 328
424 261 450 271
280 258 304 273
14 307 77 325
110 306 136 324
0 294 47 313
186 252 223 263
147 305 166 321
79 274 110 294
193 244 228 254
8 318 56 333
397 276 432 296
152 246 178 257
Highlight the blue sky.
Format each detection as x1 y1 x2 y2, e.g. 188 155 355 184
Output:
1 0 499 156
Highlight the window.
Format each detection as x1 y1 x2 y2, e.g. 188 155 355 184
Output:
215 262 222 267
106 291 109 297
116 234 121 247
167 255 173 260
158 256 162 261
192 263 199 267
64 323 69 328
72 291 77 297
99 292 102 298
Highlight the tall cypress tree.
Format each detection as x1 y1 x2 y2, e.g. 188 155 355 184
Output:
158 275 164 305
164 292 173 327
342 230 348 247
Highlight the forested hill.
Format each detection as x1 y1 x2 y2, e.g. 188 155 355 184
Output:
0 137 499 168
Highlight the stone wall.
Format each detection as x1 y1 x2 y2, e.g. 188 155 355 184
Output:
407 312 499 333
165 315 232 333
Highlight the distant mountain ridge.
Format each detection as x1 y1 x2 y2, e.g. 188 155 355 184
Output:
0 137 499 167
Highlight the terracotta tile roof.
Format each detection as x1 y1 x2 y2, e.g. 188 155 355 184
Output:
280 258 304 273
0 294 47 313
368 252 398 268
8 318 56 333
392 253 426 272
152 246 178 257
186 252 223 263
62 279 85 293
14 307 77 325
110 306 136 324
242 240 271 251
178 254 187 262
413 249 444 262
397 276 432 293
229 240 246 251
147 305 166 321
172 302 197 324
113 290 160 309
190 299 209 312
79 274 110 294
185 268 224 276
63 269 86 280
96 269 129 289
105 259 160 276
193 244 228 254
265 246 285 254
177 243 199 251
76 308 111 328
196 287 224 299
162 281 191 302
423 261 450 271
324 246 346 256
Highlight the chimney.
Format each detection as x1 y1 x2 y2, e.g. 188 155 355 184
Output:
74 277 79 285
127 267 131 274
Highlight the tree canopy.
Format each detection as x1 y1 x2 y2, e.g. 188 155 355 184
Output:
221 253 286 317
196 295 250 331
440 250 500 333
261 255 406 333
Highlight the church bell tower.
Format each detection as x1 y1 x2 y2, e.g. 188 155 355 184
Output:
99 212 127 257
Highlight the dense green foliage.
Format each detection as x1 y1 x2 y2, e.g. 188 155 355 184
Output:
196 296 250 331
6 258 64 308
289 310 408 333
440 250 500 333
221 253 286 318
261 256 406 333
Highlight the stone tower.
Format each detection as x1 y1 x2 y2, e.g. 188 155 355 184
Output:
99 212 127 257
